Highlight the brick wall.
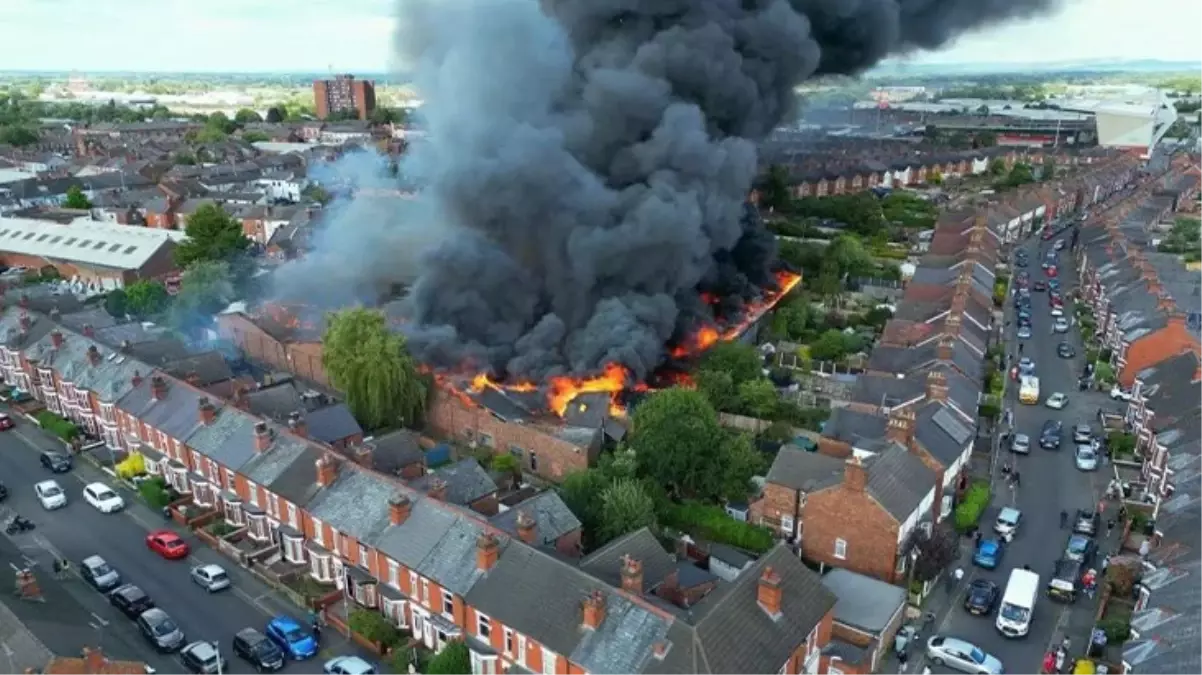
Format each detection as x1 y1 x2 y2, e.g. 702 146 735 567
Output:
802 483 901 584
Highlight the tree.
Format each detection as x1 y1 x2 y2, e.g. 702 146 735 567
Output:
760 164 792 213
242 131 269 143
103 289 128 318
737 378 779 419
63 184 91 209
490 454 520 488
233 108 262 125
170 260 235 331
599 478 657 541
809 329 850 362
975 105 990 115
694 368 737 412
911 524 960 583
987 158 1007 176
0 125 38 146
813 258 842 299
718 433 765 501
302 184 332 205
698 341 763 387
265 107 285 123
369 107 406 125
559 469 608 546
629 388 725 499
322 308 427 430
173 204 251 268
123 280 169 318
425 641 471 675
172 151 196 165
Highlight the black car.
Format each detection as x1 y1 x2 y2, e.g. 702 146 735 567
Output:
109 584 154 620
136 608 186 652
1033 280 1047 291
1073 509 1100 536
1015 257 1028 268
1047 557 1086 603
1040 420 1063 450
1057 342 1076 359
232 627 285 672
964 579 1000 615
40 451 72 473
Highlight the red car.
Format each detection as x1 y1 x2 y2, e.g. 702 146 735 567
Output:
1046 265 1058 278
0 413 13 430
146 530 190 560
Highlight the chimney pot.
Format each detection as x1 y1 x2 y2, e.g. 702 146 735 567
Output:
315 455 337 486
885 408 916 446
288 410 307 438
131 370 143 388
757 566 783 617
150 375 168 400
51 330 64 349
516 510 537 545
844 455 868 491
254 421 272 452
476 533 499 571
49 307 60 321
926 370 949 402
86 345 101 366
389 495 412 526
186 370 200 386
120 339 131 353
620 554 644 595
82 323 94 338
582 589 606 630
198 396 216 425
426 477 448 501
937 336 955 361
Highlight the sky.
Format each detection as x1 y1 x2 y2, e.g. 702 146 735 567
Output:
0 0 1199 73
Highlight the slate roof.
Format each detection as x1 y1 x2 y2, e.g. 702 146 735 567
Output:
26 327 148 404
411 459 497 506
864 443 937 520
183 404 262 471
58 308 120 332
850 373 925 409
579 527 676 591
302 403 363 444
822 408 887 449
765 445 846 493
163 351 233 386
914 401 974 468
240 425 326 506
370 492 493 596
490 491 582 547
0 307 55 350
116 375 205 444
821 568 907 634
356 429 425 475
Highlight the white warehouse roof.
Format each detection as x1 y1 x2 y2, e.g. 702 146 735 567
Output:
0 217 186 271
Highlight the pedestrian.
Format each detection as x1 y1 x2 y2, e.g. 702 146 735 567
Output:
1062 636 1072 652
1042 651 1057 674
1106 519 1116 537
1054 648 1067 674
973 530 983 546
1023 564 1032 571
1139 538 1151 559
1119 505 1129 521
953 567 964 584
1060 510 1068 528
1002 462 1012 477
312 621 322 643
1012 471 1021 487
897 649 908 670
922 667 932 675
1019 342 1025 354
1101 555 1110 572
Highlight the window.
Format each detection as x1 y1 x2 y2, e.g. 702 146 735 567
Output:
421 579 430 607
479 433 494 447
387 561 399 589
441 589 454 616
287 502 298 529
409 571 420 601
541 647 556 675
530 452 538 473
503 628 515 657
225 468 236 490
266 494 280 519
310 552 333 582
476 612 491 639
247 480 259 506
358 544 370 569
833 538 847 560
780 515 795 536
283 535 305 564
311 517 324 545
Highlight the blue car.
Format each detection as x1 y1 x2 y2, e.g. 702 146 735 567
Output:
973 538 1004 569
266 616 318 660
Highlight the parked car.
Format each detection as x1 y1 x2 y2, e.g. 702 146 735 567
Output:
1075 444 1099 471
1047 265 1059 278
964 580 1001 616
0 413 13 430
1065 534 1098 564
39 451 72 473
324 656 378 675
1110 387 1133 401
994 507 1022 537
265 616 317 660
83 482 125 513
925 636 1003 674
1053 316 1070 333
1057 342 1076 359
232 627 285 672
1073 424 1093 444
109 584 154 620
1050 306 1065 318
146 530 190 560
1046 392 1069 410
191 564 231 592
1040 420 1063 450
180 641 228 674
35 480 67 510
973 539 1005 569
80 555 122 592
1032 280 1047 291
1017 325 1032 340
1010 433 1031 454
1019 357 1036 376
1073 509 1100 537
1054 239 1066 251
137 608 186 652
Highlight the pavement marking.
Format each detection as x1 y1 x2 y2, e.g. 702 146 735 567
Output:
90 612 109 627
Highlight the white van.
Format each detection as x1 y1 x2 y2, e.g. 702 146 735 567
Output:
996 569 1039 637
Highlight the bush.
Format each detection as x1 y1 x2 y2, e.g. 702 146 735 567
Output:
426 641 471 675
205 521 238 537
348 608 406 649
115 453 147 480
1109 432 1137 458
978 398 1001 421
1098 617 1131 643
953 481 992 532
659 501 774 553
35 411 79 441
138 476 172 509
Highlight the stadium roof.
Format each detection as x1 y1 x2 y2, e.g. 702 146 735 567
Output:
0 216 185 271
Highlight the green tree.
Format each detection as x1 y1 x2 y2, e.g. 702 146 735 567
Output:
737 378 779 419
697 341 763 387
599 478 657 541
233 108 262 125
694 369 738 412
173 204 251 267
809 329 850 362
987 158 1007 176
629 388 725 499
813 258 843 299
103 289 128 318
172 151 196 165
719 433 765 501
559 469 608 546
426 641 471 675
123 280 169 318
207 111 236 134
0 125 38 146
265 107 285 123
242 131 269 143
303 184 332 205
760 164 793 213
911 524 960 583
63 185 91 209
322 308 427 430
974 131 998 148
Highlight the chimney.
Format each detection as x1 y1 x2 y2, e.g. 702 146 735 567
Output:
82 647 106 674
516 510 537 545
49 307 60 322
131 370 143 388
936 336 955 361
233 385 250 411
353 442 374 468
926 370 948 402
389 495 412 526
886 408 916 446
148 375 167 400
86 345 101 366
198 397 216 425
581 590 606 630
186 370 200 386
476 533 499 572
120 339 131 353
19 313 30 331
757 566 783 617
426 477 448 501
620 555 644 595
254 421 272 452
844 455 868 491
82 323 94 338
51 330 64 349
288 410 307 438
1156 294 1175 312
315 454 337 487
652 642 671 660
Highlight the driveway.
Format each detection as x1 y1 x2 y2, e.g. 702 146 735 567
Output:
0 420 375 674
922 234 1115 673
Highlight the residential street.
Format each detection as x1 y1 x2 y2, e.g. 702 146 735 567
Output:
919 231 1118 674
0 418 372 674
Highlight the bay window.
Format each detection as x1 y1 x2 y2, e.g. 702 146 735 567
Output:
282 529 306 564
309 548 334 582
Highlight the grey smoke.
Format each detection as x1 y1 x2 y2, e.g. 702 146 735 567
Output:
282 0 1059 380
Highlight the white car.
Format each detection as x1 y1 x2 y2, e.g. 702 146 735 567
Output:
1050 306 1064 317
1076 444 1099 471
83 482 125 513
324 656 377 674
1045 392 1069 410
926 636 1004 674
1053 317 1070 333
34 480 67 510
190 564 231 592
1110 386 1133 401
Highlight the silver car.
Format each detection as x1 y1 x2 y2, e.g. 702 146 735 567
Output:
926 636 1004 674
190 564 231 592
1053 316 1070 333
1010 433 1031 454
1075 444 1099 471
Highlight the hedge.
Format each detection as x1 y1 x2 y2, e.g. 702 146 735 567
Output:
348 607 406 649
954 481 992 532
138 476 173 509
35 410 79 441
660 501 774 553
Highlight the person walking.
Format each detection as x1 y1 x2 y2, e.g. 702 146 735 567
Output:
1060 510 1069 528
897 648 908 671
953 567 965 584
1106 519 1116 538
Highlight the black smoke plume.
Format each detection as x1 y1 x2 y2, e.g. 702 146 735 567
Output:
280 0 1058 381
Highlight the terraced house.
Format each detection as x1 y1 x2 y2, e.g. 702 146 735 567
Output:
0 303 844 675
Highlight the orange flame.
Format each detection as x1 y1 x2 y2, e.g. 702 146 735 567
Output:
670 270 802 359
548 362 630 417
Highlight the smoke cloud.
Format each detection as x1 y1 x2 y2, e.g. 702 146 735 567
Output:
279 0 1058 381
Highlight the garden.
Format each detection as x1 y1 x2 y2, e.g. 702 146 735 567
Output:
953 480 992 533
34 410 79 442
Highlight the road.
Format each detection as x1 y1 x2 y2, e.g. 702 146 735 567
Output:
0 421 368 674
926 233 1111 674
